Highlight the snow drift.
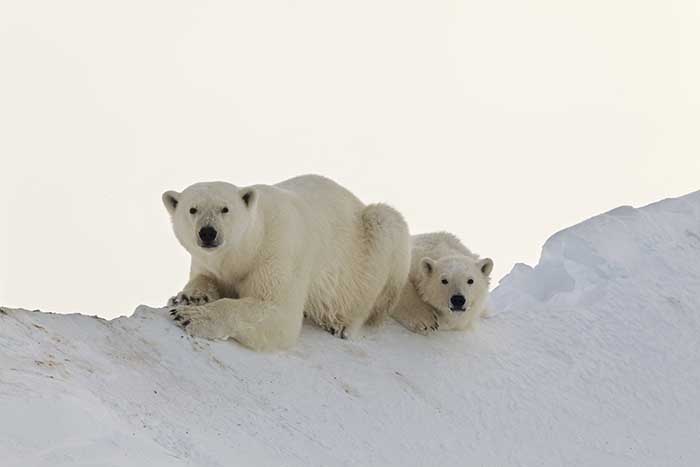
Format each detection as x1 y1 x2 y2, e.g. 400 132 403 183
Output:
2 191 699 467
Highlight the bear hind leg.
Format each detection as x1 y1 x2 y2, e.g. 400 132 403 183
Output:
357 203 411 328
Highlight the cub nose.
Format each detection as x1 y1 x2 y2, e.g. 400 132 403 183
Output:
450 294 466 309
198 226 218 244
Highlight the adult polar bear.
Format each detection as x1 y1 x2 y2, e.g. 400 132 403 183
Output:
163 175 410 351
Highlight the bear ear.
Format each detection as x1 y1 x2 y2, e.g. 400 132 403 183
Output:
420 257 436 276
478 258 494 277
241 188 256 209
162 191 180 215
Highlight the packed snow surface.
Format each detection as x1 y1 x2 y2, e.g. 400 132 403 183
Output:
2 191 700 466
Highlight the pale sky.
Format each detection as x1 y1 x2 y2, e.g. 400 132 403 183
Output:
1 1 698 319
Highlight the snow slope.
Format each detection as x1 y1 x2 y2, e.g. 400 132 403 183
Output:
2 191 699 467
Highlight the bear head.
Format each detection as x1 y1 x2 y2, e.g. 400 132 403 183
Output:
162 182 257 256
415 255 493 315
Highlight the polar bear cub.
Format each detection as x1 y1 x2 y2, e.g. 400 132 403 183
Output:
392 232 493 335
163 174 410 351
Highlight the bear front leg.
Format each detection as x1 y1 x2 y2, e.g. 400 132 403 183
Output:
393 304 440 335
167 274 221 307
391 283 440 335
171 297 304 352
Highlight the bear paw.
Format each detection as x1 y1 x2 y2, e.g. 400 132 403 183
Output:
410 312 440 336
170 307 229 340
167 291 216 307
321 323 349 340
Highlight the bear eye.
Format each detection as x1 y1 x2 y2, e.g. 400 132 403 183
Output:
441 279 449 285
467 278 474 285
189 207 197 215
221 207 229 214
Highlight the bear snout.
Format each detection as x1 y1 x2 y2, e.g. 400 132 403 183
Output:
198 226 219 248
450 294 466 311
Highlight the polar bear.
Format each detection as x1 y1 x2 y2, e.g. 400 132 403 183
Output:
391 232 493 335
163 174 410 351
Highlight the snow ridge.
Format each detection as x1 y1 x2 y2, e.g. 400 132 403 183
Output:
1 191 699 467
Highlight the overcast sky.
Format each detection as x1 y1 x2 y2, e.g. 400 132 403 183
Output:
1 0 698 319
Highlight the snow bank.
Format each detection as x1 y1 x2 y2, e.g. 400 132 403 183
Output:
2 191 699 467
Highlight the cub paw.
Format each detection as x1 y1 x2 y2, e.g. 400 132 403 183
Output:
409 313 440 336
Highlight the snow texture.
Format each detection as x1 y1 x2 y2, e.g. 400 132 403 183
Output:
2 191 700 467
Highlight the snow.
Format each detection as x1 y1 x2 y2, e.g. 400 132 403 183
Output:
2 191 700 467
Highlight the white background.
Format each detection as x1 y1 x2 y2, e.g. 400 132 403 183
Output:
1 0 698 318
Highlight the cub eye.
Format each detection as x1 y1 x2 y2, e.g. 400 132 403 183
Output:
189 207 197 215
441 279 449 285
222 207 229 214
467 278 474 285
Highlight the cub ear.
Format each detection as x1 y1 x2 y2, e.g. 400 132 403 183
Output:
162 191 180 215
241 188 256 208
478 258 494 277
420 257 436 276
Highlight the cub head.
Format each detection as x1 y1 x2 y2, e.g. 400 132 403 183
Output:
162 182 257 255
415 255 494 315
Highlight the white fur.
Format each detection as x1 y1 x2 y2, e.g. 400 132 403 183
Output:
163 175 410 351
391 232 493 335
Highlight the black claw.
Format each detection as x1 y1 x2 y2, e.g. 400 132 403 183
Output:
170 309 177 315
182 320 191 327
173 315 182 321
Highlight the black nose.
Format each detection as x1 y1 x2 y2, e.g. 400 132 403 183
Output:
450 294 466 309
198 226 218 244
